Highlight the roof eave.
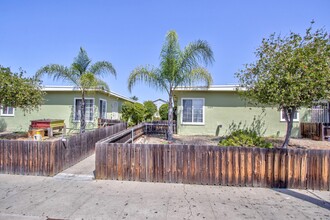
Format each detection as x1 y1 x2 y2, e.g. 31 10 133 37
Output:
42 86 136 103
173 85 245 92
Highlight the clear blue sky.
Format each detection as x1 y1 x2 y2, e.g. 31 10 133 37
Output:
1 0 329 102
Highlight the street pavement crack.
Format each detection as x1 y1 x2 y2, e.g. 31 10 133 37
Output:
239 189 264 219
183 184 192 220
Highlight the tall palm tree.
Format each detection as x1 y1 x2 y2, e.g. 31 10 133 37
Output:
128 31 214 140
36 47 116 133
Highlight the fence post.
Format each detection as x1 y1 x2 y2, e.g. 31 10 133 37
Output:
131 128 134 143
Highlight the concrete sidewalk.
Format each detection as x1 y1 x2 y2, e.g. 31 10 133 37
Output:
53 154 96 181
0 174 329 220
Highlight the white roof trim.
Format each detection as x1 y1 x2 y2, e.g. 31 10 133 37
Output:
153 99 167 103
174 85 245 91
42 86 135 102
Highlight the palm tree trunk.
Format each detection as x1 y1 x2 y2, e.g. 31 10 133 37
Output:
167 91 174 141
80 91 86 133
282 107 295 148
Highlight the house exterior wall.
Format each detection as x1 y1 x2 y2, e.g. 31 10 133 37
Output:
0 90 128 132
174 90 309 137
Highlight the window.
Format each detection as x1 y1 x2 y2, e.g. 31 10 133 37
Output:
181 98 204 124
111 101 119 119
99 99 107 119
280 109 299 122
1 106 15 116
74 98 94 122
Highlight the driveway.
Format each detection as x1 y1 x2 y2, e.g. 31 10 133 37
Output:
0 173 329 220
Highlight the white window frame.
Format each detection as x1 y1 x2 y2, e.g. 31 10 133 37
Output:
73 97 95 122
99 98 107 119
280 109 299 122
0 106 15 117
181 98 205 125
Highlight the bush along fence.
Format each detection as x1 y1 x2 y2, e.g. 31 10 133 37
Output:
0 122 127 176
95 124 330 191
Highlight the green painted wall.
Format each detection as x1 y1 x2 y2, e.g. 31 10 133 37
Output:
174 91 309 137
0 90 128 132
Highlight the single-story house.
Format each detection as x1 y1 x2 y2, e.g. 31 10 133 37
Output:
0 86 135 132
173 85 321 137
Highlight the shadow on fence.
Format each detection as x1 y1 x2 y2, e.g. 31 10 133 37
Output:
95 123 330 191
0 122 127 176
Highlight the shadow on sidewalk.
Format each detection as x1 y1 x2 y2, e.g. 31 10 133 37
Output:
273 188 330 211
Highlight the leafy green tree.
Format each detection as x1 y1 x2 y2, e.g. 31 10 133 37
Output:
0 66 45 113
132 103 145 125
36 47 116 133
159 103 168 120
121 101 145 126
143 101 157 121
236 22 330 148
128 30 214 140
121 102 134 123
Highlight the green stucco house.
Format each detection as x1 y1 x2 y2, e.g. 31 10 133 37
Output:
0 86 134 132
173 85 313 137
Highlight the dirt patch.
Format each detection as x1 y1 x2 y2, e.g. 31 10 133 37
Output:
267 137 330 150
135 134 330 150
135 134 221 145
0 132 29 140
0 131 65 141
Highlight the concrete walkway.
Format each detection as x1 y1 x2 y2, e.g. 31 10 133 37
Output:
0 173 329 220
53 154 96 181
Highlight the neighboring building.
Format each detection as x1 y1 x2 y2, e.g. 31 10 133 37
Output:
0 86 135 132
173 85 312 137
153 98 168 118
153 99 167 110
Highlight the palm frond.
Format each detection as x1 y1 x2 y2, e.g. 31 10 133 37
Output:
79 72 99 90
128 66 166 93
89 61 116 78
175 67 213 88
95 78 110 91
180 40 214 71
72 47 91 74
35 64 79 85
160 31 180 58
160 31 180 65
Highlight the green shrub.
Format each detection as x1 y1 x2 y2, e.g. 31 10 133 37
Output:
219 113 272 148
121 102 134 122
219 129 272 148
131 103 145 125
143 101 157 121
121 101 145 126
159 103 168 120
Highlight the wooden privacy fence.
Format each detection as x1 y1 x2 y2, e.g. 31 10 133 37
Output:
95 143 330 190
98 118 122 128
300 122 330 141
150 120 177 134
97 121 175 144
0 122 127 176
